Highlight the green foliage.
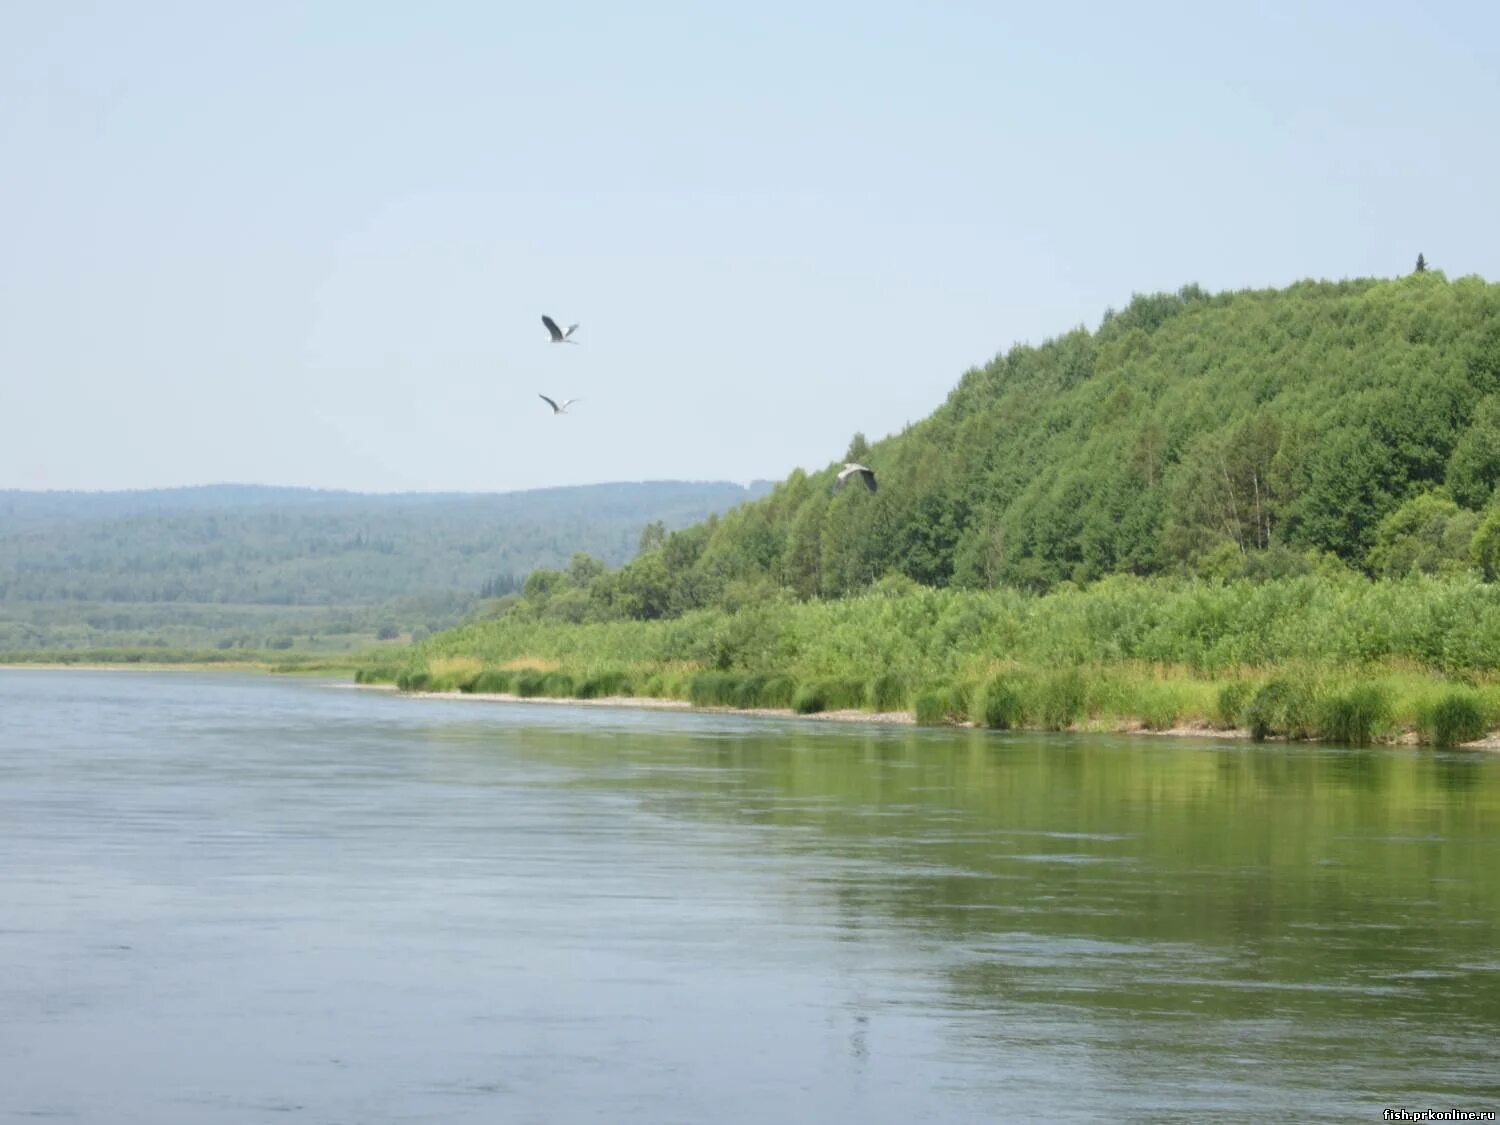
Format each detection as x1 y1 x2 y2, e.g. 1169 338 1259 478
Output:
977 675 1026 729
1416 691 1487 747
476 274 1500 626
575 670 632 698
1215 681 1255 729
1244 679 1317 742
913 686 960 726
1472 504 1500 581
1446 395 1500 509
513 670 547 697
1035 668 1086 730
792 683 830 714
1316 685 1392 746
470 669 515 694
539 671 575 698
690 671 743 707
1365 493 1479 577
867 671 910 712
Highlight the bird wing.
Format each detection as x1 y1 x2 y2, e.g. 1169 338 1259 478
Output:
565 323 579 338
541 315 563 341
539 393 560 412
860 469 878 492
562 398 582 409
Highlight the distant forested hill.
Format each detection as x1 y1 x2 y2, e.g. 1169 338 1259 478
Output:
0 480 771 652
497 272 1500 624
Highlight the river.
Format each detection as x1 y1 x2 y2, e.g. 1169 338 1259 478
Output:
2 670 1496 1122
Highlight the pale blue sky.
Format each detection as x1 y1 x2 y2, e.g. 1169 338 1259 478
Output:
2 1 1497 493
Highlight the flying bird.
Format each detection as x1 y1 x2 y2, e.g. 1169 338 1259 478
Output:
539 394 581 414
541 315 579 344
834 463 878 493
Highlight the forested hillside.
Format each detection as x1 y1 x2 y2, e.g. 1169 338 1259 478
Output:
0 481 770 653
504 272 1500 625
392 273 1500 743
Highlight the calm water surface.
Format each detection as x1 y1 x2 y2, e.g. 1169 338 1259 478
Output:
1 670 1497 1123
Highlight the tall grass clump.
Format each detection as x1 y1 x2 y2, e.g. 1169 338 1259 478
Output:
1316 685 1392 746
469 669 515 694
354 665 402 685
914 683 967 726
867 671 910 712
792 682 830 714
1035 667 1085 731
977 675 1025 730
689 671 743 706
513 669 548 697
575 670 632 698
754 676 798 708
539 671 575 697
1244 679 1317 741
395 669 430 691
1416 690 1487 747
1215 681 1255 730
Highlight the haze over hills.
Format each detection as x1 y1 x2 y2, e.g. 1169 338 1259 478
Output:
0 480 772 653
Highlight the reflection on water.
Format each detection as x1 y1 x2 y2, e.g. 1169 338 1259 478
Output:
1 670 1497 1123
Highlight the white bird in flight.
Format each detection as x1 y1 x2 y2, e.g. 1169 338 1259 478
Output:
541 315 580 344
539 394 581 415
834 463 878 493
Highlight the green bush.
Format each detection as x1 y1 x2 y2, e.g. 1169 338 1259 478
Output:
1036 668 1085 730
1244 679 1317 741
354 665 402 685
540 671 575 698
513 670 547 697
468 669 514 693
1316 685 1391 746
792 683 829 714
396 670 430 692
576 671 632 698
977 676 1025 729
690 671 742 706
914 682 970 726
1138 684 1179 731
867 671 909 712
756 676 798 708
1417 691 1487 747
1215 681 1255 729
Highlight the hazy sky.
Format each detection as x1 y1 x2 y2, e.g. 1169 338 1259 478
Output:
3 1 1497 494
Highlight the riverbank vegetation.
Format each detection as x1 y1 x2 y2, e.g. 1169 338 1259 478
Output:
385 272 1500 746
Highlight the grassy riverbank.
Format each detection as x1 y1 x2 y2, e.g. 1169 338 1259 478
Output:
373 574 1500 747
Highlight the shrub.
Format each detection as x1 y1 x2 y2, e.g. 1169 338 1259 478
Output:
1215 681 1255 729
1244 679 1316 741
540 671 575 698
575 671 633 699
1036 668 1085 731
690 671 743 706
1417 691 1487 747
396 670 430 692
354 665 401 685
513 670 547 697
819 678 867 711
468 669 513 694
1138 684 1179 731
730 676 761 708
977 676 1025 730
793 683 829 714
1316 685 1391 746
756 676 798 708
912 687 952 726
867 671 909 712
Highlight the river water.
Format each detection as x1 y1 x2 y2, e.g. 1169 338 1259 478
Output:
1 670 1496 1123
